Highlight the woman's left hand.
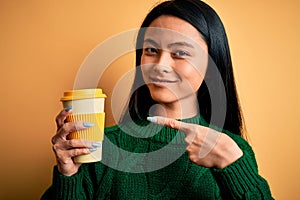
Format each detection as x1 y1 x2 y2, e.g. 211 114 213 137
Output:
147 116 243 169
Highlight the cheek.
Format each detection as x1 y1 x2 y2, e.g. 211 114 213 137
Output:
190 74 204 91
141 53 154 66
141 55 151 81
187 57 208 91
141 64 150 83
189 72 204 92
177 63 205 92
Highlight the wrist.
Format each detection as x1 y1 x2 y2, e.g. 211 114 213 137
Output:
217 148 243 169
214 134 243 169
57 165 79 177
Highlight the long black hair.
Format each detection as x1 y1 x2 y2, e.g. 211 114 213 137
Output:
121 0 245 136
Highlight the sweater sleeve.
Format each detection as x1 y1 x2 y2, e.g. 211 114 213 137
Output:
41 165 94 200
210 132 274 200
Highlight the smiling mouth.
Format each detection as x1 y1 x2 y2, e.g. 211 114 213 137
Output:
149 77 178 84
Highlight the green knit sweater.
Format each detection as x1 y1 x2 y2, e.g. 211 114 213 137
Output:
41 115 273 200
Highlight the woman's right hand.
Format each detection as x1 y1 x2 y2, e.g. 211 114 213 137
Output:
51 107 96 176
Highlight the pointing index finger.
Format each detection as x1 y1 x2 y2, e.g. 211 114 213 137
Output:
147 116 191 133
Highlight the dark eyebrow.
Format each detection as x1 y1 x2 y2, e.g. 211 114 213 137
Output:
167 42 195 49
143 38 194 49
143 38 159 47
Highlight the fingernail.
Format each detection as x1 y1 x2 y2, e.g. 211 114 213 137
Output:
65 106 72 112
89 148 97 152
147 117 157 123
83 122 94 127
92 142 101 147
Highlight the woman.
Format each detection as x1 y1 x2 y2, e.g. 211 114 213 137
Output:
42 0 273 199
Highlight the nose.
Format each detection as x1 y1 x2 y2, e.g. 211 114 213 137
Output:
153 51 173 73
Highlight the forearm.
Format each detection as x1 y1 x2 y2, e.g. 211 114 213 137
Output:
211 132 274 200
211 152 273 200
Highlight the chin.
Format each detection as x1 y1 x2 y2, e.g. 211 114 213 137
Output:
147 85 183 104
150 92 178 104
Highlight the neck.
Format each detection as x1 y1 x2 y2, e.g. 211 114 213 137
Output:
153 94 199 119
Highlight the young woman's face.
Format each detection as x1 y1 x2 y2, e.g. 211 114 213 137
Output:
141 15 208 105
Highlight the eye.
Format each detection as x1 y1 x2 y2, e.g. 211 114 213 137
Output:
172 50 190 58
143 47 158 55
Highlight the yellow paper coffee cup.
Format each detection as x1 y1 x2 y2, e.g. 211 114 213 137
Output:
60 88 106 163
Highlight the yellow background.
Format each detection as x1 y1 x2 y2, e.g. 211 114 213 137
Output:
0 0 299 199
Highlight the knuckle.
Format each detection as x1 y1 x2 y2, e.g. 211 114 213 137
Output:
52 145 56 152
53 149 65 162
51 136 57 145
191 138 199 146
51 133 64 145
66 139 84 148
55 113 61 122
61 123 71 132
52 143 61 152
169 119 176 128
190 158 196 163
57 156 69 165
61 123 68 132
55 114 61 121
55 113 64 124
71 148 88 157
185 135 194 144
55 117 60 125
186 145 192 153
190 156 198 163
66 139 75 147
69 150 77 157
184 138 190 144
55 149 73 163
